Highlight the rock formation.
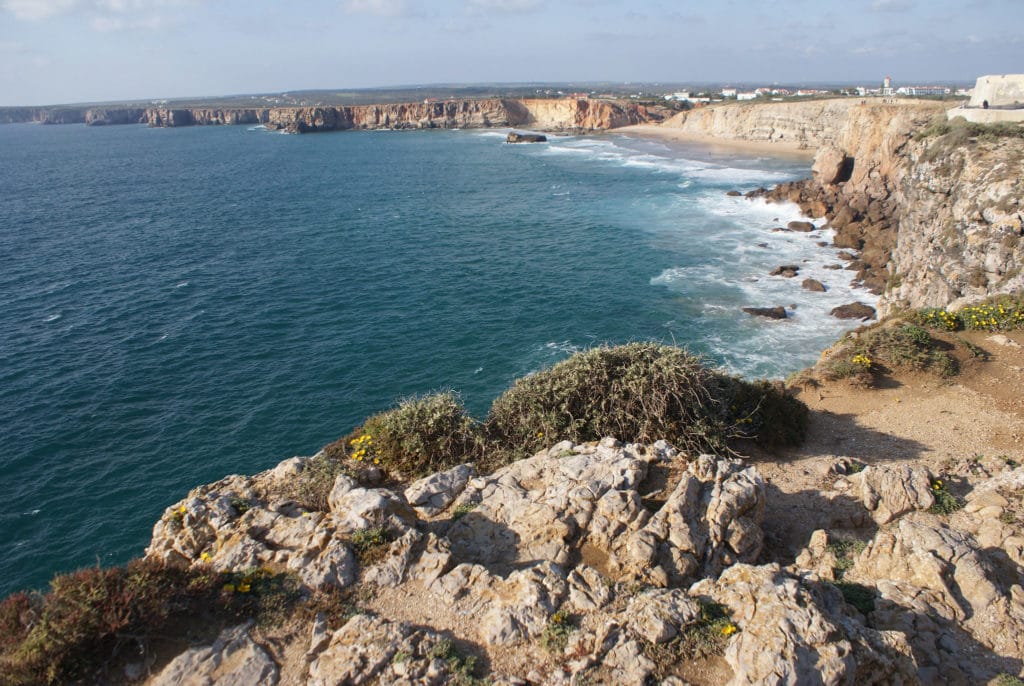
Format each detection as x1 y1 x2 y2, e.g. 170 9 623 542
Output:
750 99 1023 312
134 432 1024 684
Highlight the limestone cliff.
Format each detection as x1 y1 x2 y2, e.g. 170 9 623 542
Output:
516 98 655 132
661 98 862 149
751 100 1023 313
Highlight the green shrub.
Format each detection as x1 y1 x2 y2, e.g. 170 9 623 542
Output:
540 608 575 653
484 343 807 463
721 378 809 449
279 450 350 511
928 478 964 515
833 581 876 616
678 600 737 658
826 537 866 579
826 323 958 382
350 526 392 566
357 391 484 479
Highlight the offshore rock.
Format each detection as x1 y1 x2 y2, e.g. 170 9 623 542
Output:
743 306 788 319
506 132 547 143
831 302 877 320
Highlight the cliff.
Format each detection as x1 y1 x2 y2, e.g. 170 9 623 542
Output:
0 98 654 133
749 100 1023 312
660 98 863 150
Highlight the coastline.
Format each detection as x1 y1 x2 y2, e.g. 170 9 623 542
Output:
615 123 817 160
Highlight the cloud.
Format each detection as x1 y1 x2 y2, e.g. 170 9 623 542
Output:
466 0 542 14
343 0 408 16
870 0 914 11
90 12 167 30
2 0 78 20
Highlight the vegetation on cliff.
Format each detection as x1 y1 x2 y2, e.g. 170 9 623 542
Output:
0 559 344 686
323 343 806 483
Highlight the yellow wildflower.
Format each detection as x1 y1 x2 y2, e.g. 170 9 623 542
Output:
721 623 738 636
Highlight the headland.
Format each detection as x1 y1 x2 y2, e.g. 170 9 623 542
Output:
2 84 1024 686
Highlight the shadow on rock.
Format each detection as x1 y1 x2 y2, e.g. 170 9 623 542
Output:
760 483 876 565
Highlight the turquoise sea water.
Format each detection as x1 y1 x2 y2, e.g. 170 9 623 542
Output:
0 123 875 596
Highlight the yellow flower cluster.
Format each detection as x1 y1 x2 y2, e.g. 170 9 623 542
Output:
851 354 872 368
959 302 1024 332
348 433 378 463
920 308 960 331
721 623 738 636
932 479 944 491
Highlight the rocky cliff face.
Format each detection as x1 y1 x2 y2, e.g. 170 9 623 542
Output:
662 98 862 149
750 100 1023 312
85 108 147 126
2 97 654 133
262 98 522 133
517 98 655 131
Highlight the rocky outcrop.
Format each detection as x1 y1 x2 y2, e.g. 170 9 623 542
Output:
134 439 1024 684
751 99 1023 312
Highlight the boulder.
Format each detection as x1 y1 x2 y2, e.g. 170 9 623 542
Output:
742 306 788 319
787 220 816 232
812 145 852 185
802 278 827 292
830 302 877 320
690 564 919 686
150 622 279 686
726 190 743 197
770 265 801 277
847 464 935 524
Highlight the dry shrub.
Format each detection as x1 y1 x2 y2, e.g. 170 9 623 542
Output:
484 343 807 463
359 391 484 479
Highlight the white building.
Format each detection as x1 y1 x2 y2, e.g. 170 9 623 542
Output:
721 88 737 98
737 92 758 101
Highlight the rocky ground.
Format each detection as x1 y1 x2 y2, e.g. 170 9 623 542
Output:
134 329 1024 685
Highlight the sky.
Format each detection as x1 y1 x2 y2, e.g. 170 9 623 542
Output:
0 0 1021 106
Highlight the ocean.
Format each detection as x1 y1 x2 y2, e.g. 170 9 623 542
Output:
0 122 874 596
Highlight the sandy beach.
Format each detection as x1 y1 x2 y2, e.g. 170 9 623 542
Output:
616 123 817 159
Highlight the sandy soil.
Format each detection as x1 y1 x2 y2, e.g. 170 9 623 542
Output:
615 123 817 159
751 329 1024 559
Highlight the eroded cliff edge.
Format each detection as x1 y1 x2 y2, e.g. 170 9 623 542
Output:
4 97 658 133
738 99 1023 314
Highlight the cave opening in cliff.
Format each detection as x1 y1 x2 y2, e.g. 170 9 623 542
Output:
836 156 855 183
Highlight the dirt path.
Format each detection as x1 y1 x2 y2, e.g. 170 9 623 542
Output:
749 329 1024 560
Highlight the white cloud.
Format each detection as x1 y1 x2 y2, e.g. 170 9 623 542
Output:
870 0 914 12
343 0 407 16
466 0 542 14
2 0 78 20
